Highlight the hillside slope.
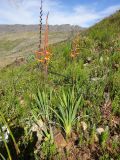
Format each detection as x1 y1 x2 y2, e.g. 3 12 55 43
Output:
0 24 82 68
0 12 120 159
86 10 120 42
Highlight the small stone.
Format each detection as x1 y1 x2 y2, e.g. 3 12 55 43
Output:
81 121 87 131
112 135 119 142
83 63 89 67
91 77 100 81
54 132 67 148
87 57 92 63
96 128 104 135
31 119 45 142
0 125 9 142
82 153 90 160
37 119 44 129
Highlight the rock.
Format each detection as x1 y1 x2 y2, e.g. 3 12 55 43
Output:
91 77 100 81
81 121 87 131
83 63 89 67
82 152 91 160
31 119 44 131
96 128 104 135
114 135 119 141
87 57 92 63
37 119 44 129
0 125 9 142
31 119 44 142
54 132 67 149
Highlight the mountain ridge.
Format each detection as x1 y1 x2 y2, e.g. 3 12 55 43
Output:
0 24 84 34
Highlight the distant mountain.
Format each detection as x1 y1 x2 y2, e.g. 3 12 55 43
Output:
0 24 84 34
0 24 84 68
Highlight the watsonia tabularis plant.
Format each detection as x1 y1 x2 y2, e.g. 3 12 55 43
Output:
49 88 83 138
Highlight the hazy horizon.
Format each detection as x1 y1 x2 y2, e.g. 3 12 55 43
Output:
0 0 120 27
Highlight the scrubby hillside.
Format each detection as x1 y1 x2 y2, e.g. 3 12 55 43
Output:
0 12 120 160
87 10 120 40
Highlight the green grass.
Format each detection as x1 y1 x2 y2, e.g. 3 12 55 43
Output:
0 11 120 159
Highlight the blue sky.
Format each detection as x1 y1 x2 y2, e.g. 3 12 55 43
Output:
0 0 120 27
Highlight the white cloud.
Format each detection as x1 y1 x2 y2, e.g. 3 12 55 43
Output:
100 5 120 16
0 0 120 27
0 9 34 24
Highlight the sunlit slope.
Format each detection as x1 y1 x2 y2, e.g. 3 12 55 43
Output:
86 10 120 42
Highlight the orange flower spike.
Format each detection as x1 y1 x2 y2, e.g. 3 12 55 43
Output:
70 34 80 59
44 57 50 61
37 59 44 63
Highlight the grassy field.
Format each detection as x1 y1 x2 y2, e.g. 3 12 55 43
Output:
0 11 120 160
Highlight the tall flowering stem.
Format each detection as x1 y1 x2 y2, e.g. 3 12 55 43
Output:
35 8 51 76
39 0 43 51
70 34 80 59
44 12 49 51
44 12 50 75
70 34 80 84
